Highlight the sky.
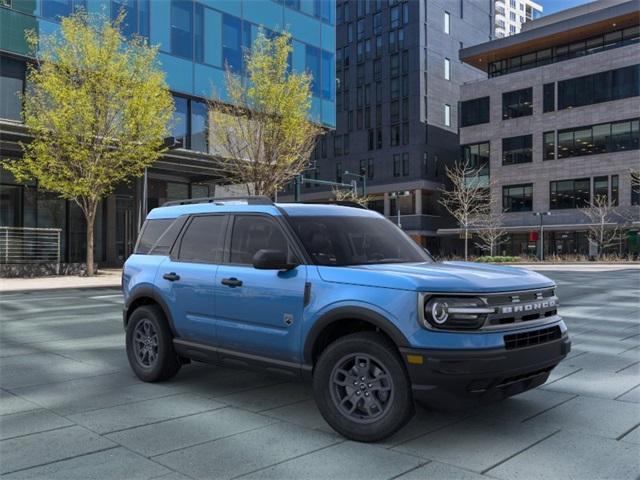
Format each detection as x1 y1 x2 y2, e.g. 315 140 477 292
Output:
541 0 595 15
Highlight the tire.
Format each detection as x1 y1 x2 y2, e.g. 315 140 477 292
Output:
126 305 181 382
313 331 414 442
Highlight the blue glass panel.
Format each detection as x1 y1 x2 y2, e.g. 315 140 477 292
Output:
111 0 138 38
242 0 283 31
203 7 222 67
222 13 241 72
291 40 306 72
172 95 188 148
201 0 240 16
299 0 313 15
191 100 208 152
310 97 321 123
321 99 335 127
285 8 320 46
139 0 150 38
305 44 320 97
159 52 193 94
194 63 226 99
41 0 72 20
194 2 204 63
150 0 170 50
321 49 333 100
170 0 193 59
321 21 334 52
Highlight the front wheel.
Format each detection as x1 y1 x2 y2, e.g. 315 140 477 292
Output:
313 332 414 442
126 305 181 382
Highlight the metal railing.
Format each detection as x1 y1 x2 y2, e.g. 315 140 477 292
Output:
0 227 62 268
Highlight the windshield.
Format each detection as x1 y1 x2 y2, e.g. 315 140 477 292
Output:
288 215 431 266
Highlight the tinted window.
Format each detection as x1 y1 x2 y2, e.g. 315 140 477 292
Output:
503 88 532 119
558 65 639 110
229 216 290 265
550 178 590 209
503 184 533 212
289 215 430 266
543 83 555 112
460 97 489 127
170 0 193 59
178 215 226 263
149 216 187 255
502 135 532 165
0 57 24 121
136 219 173 254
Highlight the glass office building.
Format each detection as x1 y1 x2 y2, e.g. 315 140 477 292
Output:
0 0 335 267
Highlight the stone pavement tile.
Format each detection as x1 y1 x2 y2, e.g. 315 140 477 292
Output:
487 430 640 480
69 393 225 434
541 368 640 399
0 390 40 416
569 336 635 355
0 342 40 357
378 407 467 448
617 385 640 403
395 461 492 480
524 395 640 439
3 447 170 480
0 409 73 440
150 473 193 480
154 422 341 480
238 440 423 480
261 399 333 433
215 382 312 412
620 425 640 445
171 366 283 398
0 425 115 475
12 373 185 415
393 417 557 473
0 352 118 389
469 388 575 423
560 351 640 374
545 363 581 383
107 407 277 457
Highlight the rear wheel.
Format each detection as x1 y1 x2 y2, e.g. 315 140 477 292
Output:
313 332 414 442
126 305 181 382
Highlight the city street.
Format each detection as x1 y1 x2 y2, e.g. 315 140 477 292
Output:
1 268 639 479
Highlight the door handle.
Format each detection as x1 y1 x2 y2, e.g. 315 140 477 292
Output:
163 272 180 282
221 277 243 287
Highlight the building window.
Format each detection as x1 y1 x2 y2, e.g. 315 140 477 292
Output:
171 95 189 148
111 0 150 38
402 122 409 144
374 13 383 34
333 135 343 156
321 51 335 100
543 131 555 160
367 158 374 179
502 134 532 165
336 161 343 183
343 133 350 155
444 58 451 80
503 87 533 119
550 178 591 210
390 100 399 123
594 175 608 203
461 142 490 181
632 173 640 206
402 153 409 176
558 64 640 110
0 56 25 121
190 100 208 153
444 104 451 127
611 175 619 206
368 129 374 150
41 0 85 21
390 5 400 29
390 54 399 77
391 125 400 146
171 0 194 59
543 83 555 112
306 45 321 97
444 11 450 34
503 184 533 212
376 129 383 149
393 154 401 177
557 118 639 159
460 96 490 127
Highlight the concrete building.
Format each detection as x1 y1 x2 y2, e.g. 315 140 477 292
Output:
285 0 493 253
494 0 542 38
453 0 639 257
0 0 335 268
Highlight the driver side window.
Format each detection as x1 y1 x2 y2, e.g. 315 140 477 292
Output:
229 215 292 265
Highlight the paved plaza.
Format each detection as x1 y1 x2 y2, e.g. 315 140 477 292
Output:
0 268 639 479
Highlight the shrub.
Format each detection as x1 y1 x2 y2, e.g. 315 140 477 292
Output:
475 256 521 263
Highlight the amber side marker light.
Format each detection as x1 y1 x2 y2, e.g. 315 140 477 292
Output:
406 354 424 365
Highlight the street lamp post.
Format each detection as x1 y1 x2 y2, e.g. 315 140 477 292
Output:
533 211 551 261
389 191 411 228
343 171 367 197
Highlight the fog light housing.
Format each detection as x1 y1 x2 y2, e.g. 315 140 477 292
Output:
423 296 493 330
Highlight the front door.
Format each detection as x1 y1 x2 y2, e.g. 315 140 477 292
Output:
214 214 307 363
155 214 228 344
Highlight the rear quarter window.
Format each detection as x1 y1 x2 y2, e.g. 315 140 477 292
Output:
134 218 174 254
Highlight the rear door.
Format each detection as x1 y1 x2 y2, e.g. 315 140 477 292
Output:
156 214 228 344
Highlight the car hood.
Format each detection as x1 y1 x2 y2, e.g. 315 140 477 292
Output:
316 261 554 293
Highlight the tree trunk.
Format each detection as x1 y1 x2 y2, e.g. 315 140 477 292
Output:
464 226 468 261
84 204 97 276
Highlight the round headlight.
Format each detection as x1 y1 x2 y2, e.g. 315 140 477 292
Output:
429 300 449 324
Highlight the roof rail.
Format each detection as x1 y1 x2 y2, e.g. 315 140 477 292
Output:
162 195 274 207
297 201 368 210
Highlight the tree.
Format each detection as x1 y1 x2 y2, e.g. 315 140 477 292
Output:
4 11 173 275
579 194 626 259
439 160 491 260
208 31 320 197
331 186 372 207
473 201 508 257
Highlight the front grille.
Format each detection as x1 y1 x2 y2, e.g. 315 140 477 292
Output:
497 366 554 388
484 288 558 328
504 326 561 350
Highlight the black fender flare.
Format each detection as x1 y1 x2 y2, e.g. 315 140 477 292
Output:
124 286 177 336
303 306 410 364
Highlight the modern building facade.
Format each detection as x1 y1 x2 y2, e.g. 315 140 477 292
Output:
494 0 542 38
454 0 639 257
0 0 335 268
284 0 492 254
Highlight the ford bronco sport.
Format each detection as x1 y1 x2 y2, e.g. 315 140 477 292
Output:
122 196 570 442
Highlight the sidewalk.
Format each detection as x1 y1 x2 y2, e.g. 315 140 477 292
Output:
515 263 640 271
0 269 121 293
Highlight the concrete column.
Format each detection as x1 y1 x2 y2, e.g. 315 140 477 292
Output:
415 189 422 215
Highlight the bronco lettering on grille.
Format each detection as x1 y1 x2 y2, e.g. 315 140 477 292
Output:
499 298 556 314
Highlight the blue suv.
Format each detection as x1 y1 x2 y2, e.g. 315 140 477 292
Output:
123 196 570 442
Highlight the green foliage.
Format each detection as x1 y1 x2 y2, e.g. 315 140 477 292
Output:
209 31 320 196
475 256 521 263
3 11 173 274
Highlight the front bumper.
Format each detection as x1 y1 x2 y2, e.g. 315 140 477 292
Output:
400 333 571 409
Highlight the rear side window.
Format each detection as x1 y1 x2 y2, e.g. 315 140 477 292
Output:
178 215 226 263
135 219 173 254
229 215 292 265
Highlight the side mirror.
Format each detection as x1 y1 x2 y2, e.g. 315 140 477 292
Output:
252 249 297 270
